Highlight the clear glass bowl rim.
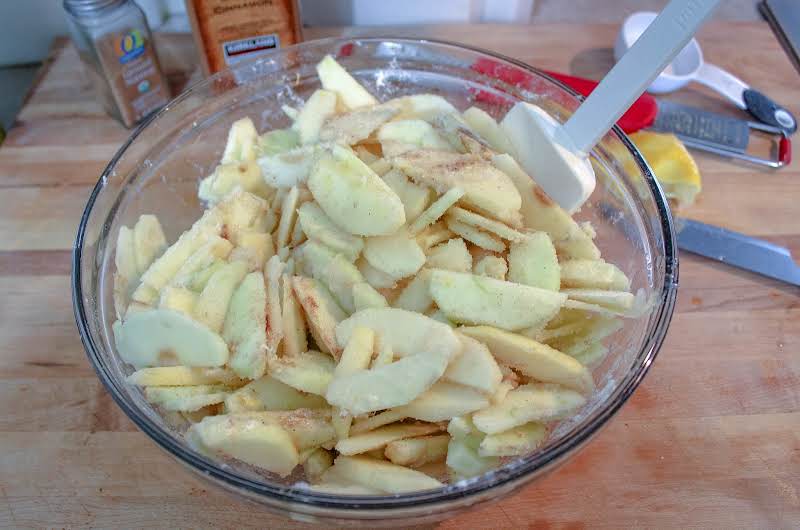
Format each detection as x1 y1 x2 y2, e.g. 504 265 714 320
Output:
72 36 679 513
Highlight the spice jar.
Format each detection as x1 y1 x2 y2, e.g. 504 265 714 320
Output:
63 0 170 128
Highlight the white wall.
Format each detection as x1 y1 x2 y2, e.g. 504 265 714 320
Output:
0 0 70 66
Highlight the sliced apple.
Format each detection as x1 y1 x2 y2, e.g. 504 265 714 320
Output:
193 261 247 333
158 286 198 316
507 232 561 291
363 229 426 280
571 342 609 366
223 271 268 379
221 117 259 164
473 255 507 280
326 352 450 416
393 268 433 313
258 128 299 156
458 325 594 393
336 423 441 456
228 231 274 272
384 434 450 467
128 366 243 387
113 225 137 316
113 309 229 368
562 289 635 313
308 145 405 236
170 236 233 289
223 375 327 412
331 456 443 493
198 161 271 205
445 218 505 252
132 214 168 274
292 276 346 358
352 281 388 311
272 186 298 251
258 144 325 189
425 237 472 272
445 418 498 480
461 107 514 154
321 253 365 314
281 274 308 357
398 381 489 422
350 408 407 435
446 207 525 242
270 350 336 396
385 94 457 122
394 150 522 226
377 119 453 156
336 307 461 360
415 222 454 251
335 326 374 376
371 332 395 367
472 383 586 434
320 105 398 145
491 153 600 260
356 257 398 289
297 201 363 262
559 259 631 291
294 89 338 144
316 55 377 110
303 448 334 481
429 269 566 331
264 255 285 355
133 208 224 299
187 413 299 477
382 168 434 224
407 187 465 236
478 422 546 457
145 384 229 411
442 335 502 395
549 316 622 356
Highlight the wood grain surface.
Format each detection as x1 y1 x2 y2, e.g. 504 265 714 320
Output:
0 23 798 528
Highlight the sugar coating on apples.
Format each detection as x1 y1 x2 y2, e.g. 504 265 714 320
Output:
113 55 635 494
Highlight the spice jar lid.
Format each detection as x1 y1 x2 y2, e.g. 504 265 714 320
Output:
63 0 126 16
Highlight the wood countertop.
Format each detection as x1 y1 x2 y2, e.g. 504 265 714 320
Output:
0 23 797 528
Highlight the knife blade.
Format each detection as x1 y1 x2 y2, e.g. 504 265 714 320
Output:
676 217 800 286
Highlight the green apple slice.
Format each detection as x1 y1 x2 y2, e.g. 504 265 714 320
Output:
194 261 247 333
223 271 268 380
442 335 502 395
223 375 327 412
187 413 299 477
425 237 472 272
429 269 565 331
113 309 229 368
459 325 594 393
398 381 489 422
270 350 336 396
316 55 377 110
335 423 441 456
308 145 405 237
331 456 442 493
145 384 229 411
507 232 561 291
472 383 586 434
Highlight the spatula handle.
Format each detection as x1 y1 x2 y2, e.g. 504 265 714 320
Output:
562 0 720 154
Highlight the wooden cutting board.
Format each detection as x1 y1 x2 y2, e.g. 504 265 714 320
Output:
0 23 797 528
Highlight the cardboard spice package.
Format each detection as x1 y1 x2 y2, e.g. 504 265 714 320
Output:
186 0 303 75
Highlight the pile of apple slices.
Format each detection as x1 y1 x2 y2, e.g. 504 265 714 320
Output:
112 55 636 493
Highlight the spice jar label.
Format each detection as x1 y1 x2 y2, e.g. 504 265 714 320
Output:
104 28 169 127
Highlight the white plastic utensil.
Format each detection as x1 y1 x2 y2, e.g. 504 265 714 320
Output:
615 11 797 133
501 0 720 212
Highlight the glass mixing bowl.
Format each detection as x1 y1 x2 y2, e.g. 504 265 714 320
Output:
73 37 678 525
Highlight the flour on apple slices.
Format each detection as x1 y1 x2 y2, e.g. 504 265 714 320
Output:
114 54 639 492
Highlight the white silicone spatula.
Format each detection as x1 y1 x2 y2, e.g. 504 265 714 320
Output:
501 0 720 213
